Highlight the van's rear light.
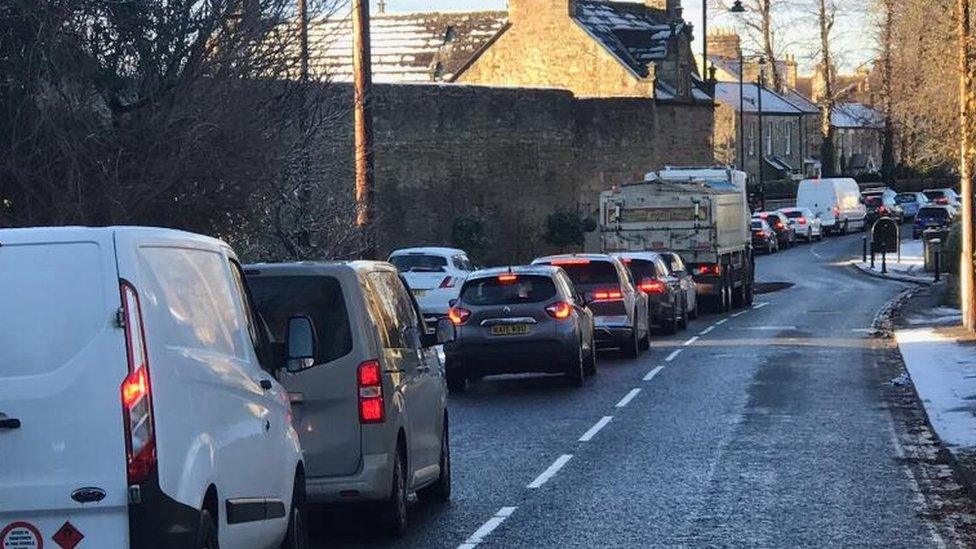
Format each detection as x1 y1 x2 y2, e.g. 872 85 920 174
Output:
550 258 591 265
696 264 722 276
119 281 156 485
639 280 666 294
358 360 384 424
439 276 456 288
592 289 624 301
545 301 573 320
448 307 471 325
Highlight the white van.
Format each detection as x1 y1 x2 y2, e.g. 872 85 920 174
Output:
796 178 867 234
0 227 306 549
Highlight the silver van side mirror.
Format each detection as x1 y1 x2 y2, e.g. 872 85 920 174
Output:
286 316 317 373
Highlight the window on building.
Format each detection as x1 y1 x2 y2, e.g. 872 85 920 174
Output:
749 123 756 157
765 121 773 155
785 122 793 155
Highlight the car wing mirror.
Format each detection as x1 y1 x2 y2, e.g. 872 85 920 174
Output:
422 317 456 347
285 316 317 373
448 298 458 308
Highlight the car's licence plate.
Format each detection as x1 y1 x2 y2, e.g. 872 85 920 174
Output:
490 324 529 336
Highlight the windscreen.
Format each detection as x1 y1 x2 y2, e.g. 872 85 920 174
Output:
460 275 556 305
390 254 447 273
864 196 883 207
248 275 353 364
918 208 949 220
0 241 107 377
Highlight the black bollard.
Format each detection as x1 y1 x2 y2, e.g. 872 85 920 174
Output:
882 250 887 274
935 250 941 282
862 236 868 262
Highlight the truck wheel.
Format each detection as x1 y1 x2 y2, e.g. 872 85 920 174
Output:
745 283 755 306
732 283 744 309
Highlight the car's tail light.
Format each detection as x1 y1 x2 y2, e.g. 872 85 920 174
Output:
774 221 784 229
119 281 156 485
358 360 384 424
448 307 471 325
878 206 887 215
797 217 808 225
936 197 949 205
498 274 517 283
550 258 591 265
545 301 573 320
639 280 666 294
439 276 455 288
696 264 722 276
592 289 624 301
832 206 840 216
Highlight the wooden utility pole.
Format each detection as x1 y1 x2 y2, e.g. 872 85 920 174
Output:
352 0 376 258
959 0 975 330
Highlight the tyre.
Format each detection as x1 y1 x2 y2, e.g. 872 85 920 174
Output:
383 446 408 538
196 508 218 549
688 297 699 320
620 324 640 359
418 418 451 503
745 282 755 306
678 297 688 330
281 473 309 549
446 367 467 394
731 283 744 309
639 321 651 349
584 342 597 377
662 305 678 335
566 343 585 387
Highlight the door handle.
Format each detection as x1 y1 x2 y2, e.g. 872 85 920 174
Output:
260 379 273 391
0 418 21 430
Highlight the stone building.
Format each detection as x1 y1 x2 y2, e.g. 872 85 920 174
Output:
832 103 884 177
455 0 714 103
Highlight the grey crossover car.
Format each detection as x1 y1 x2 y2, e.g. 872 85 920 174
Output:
531 254 650 357
614 251 687 334
443 266 596 391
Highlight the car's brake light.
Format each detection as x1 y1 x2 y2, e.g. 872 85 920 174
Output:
696 264 722 276
498 274 517 283
936 197 949 205
439 276 455 288
639 280 666 294
797 217 807 225
119 281 156 486
358 360 384 424
833 206 840 216
545 301 573 320
592 289 624 301
878 206 887 214
550 258 591 265
774 221 784 229
448 307 471 325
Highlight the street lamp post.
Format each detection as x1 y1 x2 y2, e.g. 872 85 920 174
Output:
730 2 747 179
757 56 767 211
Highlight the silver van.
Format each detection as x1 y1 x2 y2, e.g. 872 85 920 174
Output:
244 261 454 537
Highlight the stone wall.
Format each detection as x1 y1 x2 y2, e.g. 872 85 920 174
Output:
323 83 715 264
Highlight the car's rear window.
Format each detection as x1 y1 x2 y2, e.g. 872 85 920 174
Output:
918 208 949 219
751 220 764 230
624 259 658 280
896 194 917 204
923 191 946 200
248 275 353 364
390 254 447 273
461 275 556 305
864 195 883 206
0 241 107 377
781 210 804 219
540 261 619 288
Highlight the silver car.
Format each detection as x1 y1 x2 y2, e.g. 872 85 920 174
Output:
443 266 596 391
532 254 650 357
245 261 454 537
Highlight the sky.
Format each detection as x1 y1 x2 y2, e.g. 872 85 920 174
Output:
378 1 872 73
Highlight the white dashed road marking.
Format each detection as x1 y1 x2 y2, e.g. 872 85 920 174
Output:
699 326 715 335
615 388 641 408
457 507 518 549
665 349 683 362
715 318 729 325
732 310 748 317
643 366 665 381
753 302 770 310
683 336 699 346
527 455 573 489
579 416 613 442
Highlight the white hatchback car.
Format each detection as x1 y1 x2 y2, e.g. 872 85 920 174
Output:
0 227 306 549
389 247 474 323
778 207 824 242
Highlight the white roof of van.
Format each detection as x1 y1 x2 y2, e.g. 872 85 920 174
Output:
388 247 466 257
0 226 227 249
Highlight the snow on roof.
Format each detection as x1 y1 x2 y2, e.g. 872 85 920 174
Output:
713 82 803 115
573 1 685 79
308 11 507 83
832 103 884 129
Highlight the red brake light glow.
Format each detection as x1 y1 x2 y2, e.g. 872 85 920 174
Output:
545 301 573 320
498 274 518 282
696 264 722 276
550 258 592 265
797 217 807 225
592 289 624 301
639 280 666 294
119 281 156 485
358 360 384 424
121 369 149 409
439 276 456 288
448 307 471 325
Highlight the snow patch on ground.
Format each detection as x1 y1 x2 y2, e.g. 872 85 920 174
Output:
897 325 976 450
853 239 934 283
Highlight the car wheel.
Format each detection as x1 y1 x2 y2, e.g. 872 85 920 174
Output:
745 282 755 306
584 343 597 376
446 367 467 394
418 418 451 503
281 472 309 549
196 508 218 549
383 446 408 538
688 297 699 320
621 324 640 359
678 297 688 330
566 342 585 387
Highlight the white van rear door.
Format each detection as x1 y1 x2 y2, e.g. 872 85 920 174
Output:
0 229 130 548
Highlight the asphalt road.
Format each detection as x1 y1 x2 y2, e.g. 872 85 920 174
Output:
312 233 946 548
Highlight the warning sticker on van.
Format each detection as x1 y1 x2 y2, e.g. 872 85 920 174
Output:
1 522 42 549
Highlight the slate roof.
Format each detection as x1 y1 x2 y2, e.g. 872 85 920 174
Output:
572 1 688 79
309 11 508 83
832 103 884 129
714 82 803 115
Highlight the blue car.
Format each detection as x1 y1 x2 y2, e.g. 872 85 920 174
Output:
913 205 955 239
896 192 929 220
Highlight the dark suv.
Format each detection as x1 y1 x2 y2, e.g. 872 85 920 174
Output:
753 211 794 248
614 252 686 334
862 188 904 225
444 266 596 390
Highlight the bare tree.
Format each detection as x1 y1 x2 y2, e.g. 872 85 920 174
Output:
878 0 896 184
711 0 790 90
815 0 838 176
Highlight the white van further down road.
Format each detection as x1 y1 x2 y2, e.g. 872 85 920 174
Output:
796 178 868 235
0 227 306 549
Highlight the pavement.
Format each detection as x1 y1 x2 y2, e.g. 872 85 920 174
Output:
310 234 976 548
852 237 935 284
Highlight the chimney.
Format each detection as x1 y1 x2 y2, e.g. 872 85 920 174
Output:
645 0 682 18
709 29 742 60
510 0 575 25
